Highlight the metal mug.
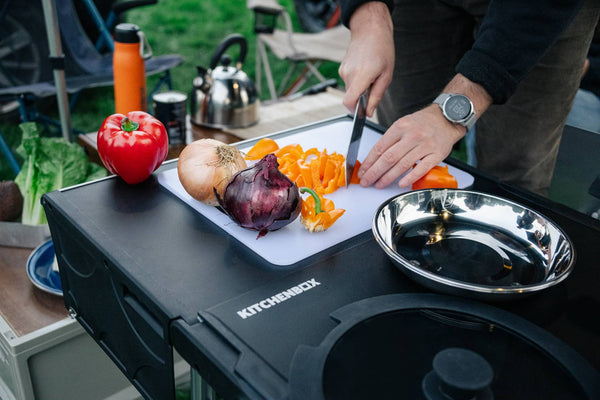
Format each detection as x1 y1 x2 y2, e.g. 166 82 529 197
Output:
152 91 188 144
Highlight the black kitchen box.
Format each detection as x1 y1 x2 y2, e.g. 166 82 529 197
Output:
42 117 600 399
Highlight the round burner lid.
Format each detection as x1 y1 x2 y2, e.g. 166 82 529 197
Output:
289 294 600 400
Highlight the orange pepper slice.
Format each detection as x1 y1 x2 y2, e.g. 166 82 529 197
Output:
299 164 313 188
302 147 320 160
322 158 336 185
275 143 304 158
350 160 361 184
318 151 328 179
299 187 345 232
245 138 279 160
296 175 306 188
310 159 325 194
411 165 458 190
337 165 346 187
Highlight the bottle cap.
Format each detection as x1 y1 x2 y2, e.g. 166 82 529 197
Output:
115 23 141 44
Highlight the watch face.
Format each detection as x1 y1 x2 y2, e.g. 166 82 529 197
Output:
445 95 472 121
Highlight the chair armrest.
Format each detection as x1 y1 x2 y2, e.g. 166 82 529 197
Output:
248 0 299 54
247 0 285 14
112 0 158 16
248 0 287 34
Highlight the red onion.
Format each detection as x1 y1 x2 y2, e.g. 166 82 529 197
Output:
215 153 301 238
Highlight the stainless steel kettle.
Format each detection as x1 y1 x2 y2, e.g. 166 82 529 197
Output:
190 34 259 129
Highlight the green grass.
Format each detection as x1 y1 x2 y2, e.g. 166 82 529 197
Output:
0 0 340 180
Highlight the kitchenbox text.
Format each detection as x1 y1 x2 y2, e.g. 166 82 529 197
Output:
237 278 321 319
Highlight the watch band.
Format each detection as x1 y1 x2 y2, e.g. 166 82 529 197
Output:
434 93 476 131
434 93 451 104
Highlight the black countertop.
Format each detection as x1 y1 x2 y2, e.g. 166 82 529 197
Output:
42 118 600 400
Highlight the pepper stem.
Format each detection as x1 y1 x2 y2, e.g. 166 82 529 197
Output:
300 187 323 214
121 117 140 132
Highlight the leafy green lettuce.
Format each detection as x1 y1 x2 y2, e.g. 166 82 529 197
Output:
14 122 106 225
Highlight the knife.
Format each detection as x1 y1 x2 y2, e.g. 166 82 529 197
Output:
346 91 368 187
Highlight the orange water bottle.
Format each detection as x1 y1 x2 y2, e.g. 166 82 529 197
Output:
113 23 151 113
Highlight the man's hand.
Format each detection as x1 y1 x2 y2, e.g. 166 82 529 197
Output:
357 104 465 189
357 74 493 189
338 2 394 116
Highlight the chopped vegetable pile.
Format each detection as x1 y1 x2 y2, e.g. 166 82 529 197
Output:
245 138 351 233
243 137 459 234
246 138 351 195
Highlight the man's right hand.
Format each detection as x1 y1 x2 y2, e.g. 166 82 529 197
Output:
338 2 395 117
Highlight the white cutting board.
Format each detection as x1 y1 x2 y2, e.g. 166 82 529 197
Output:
158 119 474 266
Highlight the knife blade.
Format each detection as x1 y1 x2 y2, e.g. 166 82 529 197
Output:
346 91 368 187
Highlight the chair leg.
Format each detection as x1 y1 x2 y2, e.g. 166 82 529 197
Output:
258 40 278 100
255 45 262 97
278 62 300 97
80 0 115 52
17 95 84 138
0 131 20 176
18 96 34 123
69 91 81 111
280 61 326 97
305 60 326 83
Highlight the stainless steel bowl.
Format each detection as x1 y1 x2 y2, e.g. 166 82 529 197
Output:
372 189 575 300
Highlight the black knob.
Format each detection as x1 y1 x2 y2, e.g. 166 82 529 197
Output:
422 347 494 400
220 54 232 68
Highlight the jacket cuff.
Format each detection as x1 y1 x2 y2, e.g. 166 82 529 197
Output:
340 0 394 28
456 50 519 105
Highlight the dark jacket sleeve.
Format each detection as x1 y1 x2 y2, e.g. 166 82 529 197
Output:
456 0 586 104
339 0 394 28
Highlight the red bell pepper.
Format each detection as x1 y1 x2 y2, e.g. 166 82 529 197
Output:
412 165 458 190
97 111 168 184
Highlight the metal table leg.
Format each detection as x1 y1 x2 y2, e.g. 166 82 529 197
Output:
190 368 217 400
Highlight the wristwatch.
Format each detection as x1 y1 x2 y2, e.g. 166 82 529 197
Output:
433 93 476 131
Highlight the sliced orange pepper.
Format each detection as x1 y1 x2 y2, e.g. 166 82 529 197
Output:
310 159 325 194
245 138 279 160
350 160 361 184
302 147 320 160
296 175 306 188
262 140 349 195
275 143 304 159
322 159 336 185
299 187 345 232
299 164 313 188
337 165 346 187
411 165 458 190
318 151 328 179
286 160 301 180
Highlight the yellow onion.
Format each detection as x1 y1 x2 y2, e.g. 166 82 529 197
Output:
177 138 247 206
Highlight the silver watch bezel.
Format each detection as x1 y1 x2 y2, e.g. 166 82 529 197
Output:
434 93 476 131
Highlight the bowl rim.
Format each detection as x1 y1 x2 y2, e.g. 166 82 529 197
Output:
371 188 576 297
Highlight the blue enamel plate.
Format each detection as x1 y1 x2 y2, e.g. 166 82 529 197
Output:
27 240 63 296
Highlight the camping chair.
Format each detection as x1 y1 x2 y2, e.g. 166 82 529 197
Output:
247 0 350 100
0 0 183 176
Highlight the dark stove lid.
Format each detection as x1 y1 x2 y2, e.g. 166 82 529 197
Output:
289 294 600 400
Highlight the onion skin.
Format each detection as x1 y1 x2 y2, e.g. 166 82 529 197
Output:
177 138 247 206
216 153 301 238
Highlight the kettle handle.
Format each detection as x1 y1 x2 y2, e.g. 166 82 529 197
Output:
209 33 248 70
